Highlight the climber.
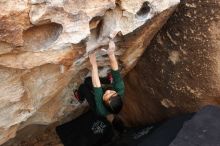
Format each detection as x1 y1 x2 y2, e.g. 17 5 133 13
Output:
74 39 125 131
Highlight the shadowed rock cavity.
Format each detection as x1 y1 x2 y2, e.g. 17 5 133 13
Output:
136 1 151 16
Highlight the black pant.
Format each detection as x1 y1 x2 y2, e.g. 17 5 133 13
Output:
78 77 110 111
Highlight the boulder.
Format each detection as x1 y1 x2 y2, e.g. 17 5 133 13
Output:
0 0 179 144
121 0 220 126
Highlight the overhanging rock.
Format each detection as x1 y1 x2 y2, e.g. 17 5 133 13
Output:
0 0 179 144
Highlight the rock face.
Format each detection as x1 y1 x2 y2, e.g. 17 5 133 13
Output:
0 0 179 144
120 0 220 126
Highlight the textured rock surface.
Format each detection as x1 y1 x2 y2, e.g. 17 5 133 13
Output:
120 0 220 126
0 0 179 144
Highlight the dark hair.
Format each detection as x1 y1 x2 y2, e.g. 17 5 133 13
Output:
104 94 123 114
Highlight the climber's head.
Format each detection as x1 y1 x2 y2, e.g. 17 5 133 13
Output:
103 90 123 114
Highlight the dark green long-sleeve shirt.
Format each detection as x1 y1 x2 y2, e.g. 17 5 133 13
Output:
93 70 125 116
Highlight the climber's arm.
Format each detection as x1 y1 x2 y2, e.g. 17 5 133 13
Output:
108 40 118 71
89 53 110 116
89 53 101 88
108 40 125 96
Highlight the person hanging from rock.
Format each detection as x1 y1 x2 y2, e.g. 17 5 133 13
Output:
74 39 125 132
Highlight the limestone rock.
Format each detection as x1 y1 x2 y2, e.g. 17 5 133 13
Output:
0 0 179 144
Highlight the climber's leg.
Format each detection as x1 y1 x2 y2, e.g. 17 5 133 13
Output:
75 77 93 103
78 79 96 111
84 77 93 90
